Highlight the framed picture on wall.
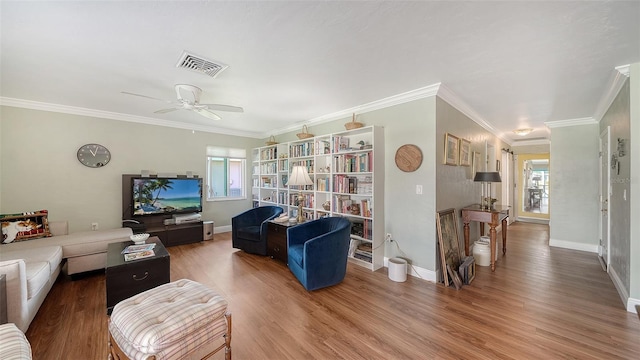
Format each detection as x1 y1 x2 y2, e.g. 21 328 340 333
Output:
459 139 471 166
444 133 459 166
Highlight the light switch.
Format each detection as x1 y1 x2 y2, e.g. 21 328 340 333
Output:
416 185 423 195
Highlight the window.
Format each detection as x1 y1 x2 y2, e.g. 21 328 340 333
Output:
206 146 246 201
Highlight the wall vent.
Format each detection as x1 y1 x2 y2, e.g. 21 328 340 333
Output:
176 51 228 78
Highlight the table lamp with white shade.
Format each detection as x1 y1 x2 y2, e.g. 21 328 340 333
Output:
287 165 313 223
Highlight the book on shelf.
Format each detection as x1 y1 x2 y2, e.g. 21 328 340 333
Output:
124 250 155 262
348 238 360 257
121 243 156 254
353 250 372 263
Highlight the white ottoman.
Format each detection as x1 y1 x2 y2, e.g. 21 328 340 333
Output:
108 279 231 360
0 323 32 360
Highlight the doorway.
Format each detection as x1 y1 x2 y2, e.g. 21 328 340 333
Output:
517 153 550 221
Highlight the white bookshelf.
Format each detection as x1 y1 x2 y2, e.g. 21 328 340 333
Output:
251 126 384 270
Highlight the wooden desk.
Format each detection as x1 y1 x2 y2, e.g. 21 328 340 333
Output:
461 205 509 271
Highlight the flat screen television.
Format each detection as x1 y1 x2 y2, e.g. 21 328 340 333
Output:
132 177 202 216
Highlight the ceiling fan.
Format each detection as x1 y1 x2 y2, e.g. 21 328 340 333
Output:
122 84 243 120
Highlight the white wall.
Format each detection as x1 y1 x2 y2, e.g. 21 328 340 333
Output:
549 124 600 251
0 106 260 232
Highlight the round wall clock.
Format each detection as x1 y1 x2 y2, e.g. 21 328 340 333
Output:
77 143 111 168
395 144 422 172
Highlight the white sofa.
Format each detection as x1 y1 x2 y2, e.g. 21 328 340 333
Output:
0 222 132 332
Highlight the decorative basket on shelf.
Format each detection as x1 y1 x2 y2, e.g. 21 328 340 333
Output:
296 125 314 139
344 113 364 130
265 135 278 145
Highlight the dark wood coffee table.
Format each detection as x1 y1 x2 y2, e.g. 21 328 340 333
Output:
106 237 170 314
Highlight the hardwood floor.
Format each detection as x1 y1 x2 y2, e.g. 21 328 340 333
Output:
26 222 640 359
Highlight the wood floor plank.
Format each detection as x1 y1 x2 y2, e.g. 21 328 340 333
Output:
24 222 640 359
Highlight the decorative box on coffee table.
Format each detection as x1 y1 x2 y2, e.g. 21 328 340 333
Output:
106 237 170 314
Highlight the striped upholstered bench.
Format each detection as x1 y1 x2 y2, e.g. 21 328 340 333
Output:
108 279 231 360
0 323 32 360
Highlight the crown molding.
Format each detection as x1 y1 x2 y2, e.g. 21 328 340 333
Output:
592 64 630 122
544 117 597 128
269 83 442 136
615 64 630 77
511 138 551 147
436 84 513 145
0 97 265 138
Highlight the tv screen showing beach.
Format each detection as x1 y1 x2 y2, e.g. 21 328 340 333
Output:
132 178 202 216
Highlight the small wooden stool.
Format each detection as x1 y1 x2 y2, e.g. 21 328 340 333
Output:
108 279 231 360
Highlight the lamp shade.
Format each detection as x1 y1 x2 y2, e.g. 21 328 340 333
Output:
473 171 502 183
287 166 313 186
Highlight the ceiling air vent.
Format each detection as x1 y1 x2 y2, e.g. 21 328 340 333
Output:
176 51 228 78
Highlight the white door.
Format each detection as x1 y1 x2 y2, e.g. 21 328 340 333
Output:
501 151 515 224
599 127 611 271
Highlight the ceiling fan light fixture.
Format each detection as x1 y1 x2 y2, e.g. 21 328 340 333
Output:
513 128 533 136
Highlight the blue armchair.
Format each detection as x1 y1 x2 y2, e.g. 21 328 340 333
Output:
287 217 352 291
232 206 283 255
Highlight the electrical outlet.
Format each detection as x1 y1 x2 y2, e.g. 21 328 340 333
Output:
91 222 98 231
386 233 393 242
416 185 423 195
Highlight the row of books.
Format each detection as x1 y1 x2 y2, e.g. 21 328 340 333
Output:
333 175 372 195
333 175 358 194
289 160 314 170
333 152 372 173
290 142 314 158
315 140 331 155
316 177 330 192
350 219 372 240
332 196 372 218
290 193 315 208
260 147 277 160
349 239 372 263
260 162 277 174
278 159 288 172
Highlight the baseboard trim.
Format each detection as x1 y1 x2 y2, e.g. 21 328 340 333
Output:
383 257 437 283
516 217 549 225
627 297 640 314
214 225 231 234
548 238 598 253
609 265 630 308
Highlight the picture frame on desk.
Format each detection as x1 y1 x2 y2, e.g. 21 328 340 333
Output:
444 133 459 166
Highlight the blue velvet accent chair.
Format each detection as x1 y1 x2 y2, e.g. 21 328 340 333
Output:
232 206 283 255
287 217 352 291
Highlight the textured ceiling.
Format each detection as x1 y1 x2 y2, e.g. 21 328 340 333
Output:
1 1 638 143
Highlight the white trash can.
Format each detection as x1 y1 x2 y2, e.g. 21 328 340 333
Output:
388 257 408 282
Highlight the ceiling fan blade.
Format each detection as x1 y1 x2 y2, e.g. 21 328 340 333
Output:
195 108 221 120
200 104 244 113
154 108 180 114
121 91 173 104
